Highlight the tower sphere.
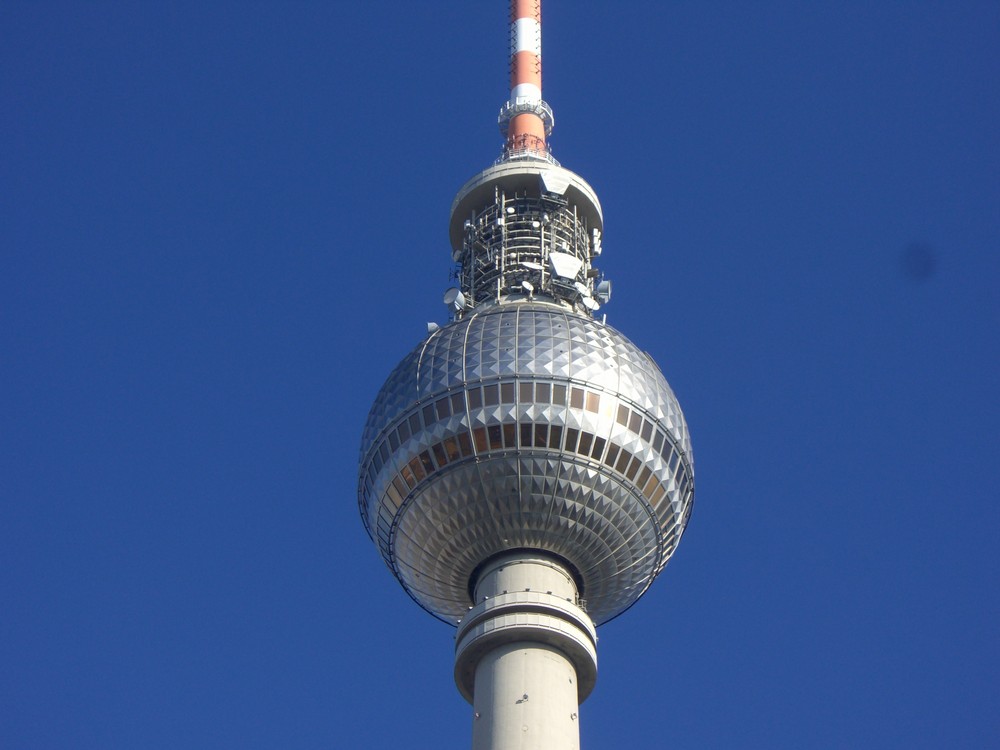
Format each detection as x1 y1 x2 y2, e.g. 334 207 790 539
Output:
358 5 697 745
358 300 694 625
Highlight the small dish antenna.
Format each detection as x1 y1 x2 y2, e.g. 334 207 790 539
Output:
596 280 612 303
443 288 467 312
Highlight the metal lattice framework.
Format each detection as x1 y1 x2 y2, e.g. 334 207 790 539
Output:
456 189 598 310
448 161 608 314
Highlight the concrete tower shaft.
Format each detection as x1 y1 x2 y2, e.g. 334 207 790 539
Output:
357 3 695 748
455 553 596 750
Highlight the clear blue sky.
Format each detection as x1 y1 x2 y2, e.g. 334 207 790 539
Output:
2 2 997 748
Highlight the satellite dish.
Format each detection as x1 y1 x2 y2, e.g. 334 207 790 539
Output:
443 288 467 311
596 280 612 303
427 322 441 334
521 281 535 294
520 261 543 271
582 296 600 311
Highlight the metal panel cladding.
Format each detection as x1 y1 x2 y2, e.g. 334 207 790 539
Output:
358 302 694 625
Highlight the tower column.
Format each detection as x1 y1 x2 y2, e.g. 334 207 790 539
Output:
455 552 598 750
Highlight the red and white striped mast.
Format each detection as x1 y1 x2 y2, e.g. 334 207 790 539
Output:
499 0 554 160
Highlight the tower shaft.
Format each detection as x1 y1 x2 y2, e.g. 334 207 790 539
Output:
472 643 578 750
455 553 597 750
357 2 696 747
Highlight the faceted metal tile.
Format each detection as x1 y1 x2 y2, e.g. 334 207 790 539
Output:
358 301 694 625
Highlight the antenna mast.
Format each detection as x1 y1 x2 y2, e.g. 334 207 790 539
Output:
358 3 697 748
499 0 554 161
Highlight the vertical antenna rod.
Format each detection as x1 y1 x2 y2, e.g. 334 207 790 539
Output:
499 0 554 160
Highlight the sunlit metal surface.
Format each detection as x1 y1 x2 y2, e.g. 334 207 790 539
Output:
358 301 694 625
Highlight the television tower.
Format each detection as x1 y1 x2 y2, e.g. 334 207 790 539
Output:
358 3 694 748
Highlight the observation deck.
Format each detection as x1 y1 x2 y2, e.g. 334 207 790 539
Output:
358 302 694 625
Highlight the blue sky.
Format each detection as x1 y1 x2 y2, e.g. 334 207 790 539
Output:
2 2 997 748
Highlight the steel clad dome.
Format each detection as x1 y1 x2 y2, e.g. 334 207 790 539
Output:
358 301 694 625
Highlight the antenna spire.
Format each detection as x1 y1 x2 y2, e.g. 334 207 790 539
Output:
498 0 554 161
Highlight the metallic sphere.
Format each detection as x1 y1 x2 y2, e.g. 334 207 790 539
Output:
358 301 694 625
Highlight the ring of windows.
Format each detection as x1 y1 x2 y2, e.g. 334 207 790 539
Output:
359 379 694 553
